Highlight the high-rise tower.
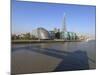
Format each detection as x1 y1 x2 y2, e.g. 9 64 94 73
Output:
62 13 67 32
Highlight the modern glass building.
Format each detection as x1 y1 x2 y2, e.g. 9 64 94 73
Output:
32 27 51 40
60 32 78 40
49 31 55 39
32 27 79 40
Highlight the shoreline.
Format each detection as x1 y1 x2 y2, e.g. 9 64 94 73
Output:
12 40 83 44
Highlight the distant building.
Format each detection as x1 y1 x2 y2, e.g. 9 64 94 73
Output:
62 13 67 32
32 27 51 40
60 32 78 40
53 28 60 33
49 31 55 39
30 13 85 40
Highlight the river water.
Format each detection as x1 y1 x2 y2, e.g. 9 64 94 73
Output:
11 40 96 74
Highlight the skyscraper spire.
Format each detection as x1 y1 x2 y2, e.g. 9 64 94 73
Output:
62 13 67 32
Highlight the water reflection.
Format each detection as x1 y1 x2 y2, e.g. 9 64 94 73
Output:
11 41 96 74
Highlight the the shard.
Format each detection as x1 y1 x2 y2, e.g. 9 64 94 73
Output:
62 13 67 32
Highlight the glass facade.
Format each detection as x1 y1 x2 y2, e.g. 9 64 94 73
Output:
32 28 51 40
61 32 78 40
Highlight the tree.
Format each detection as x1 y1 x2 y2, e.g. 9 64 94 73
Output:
11 34 17 40
55 32 60 39
23 33 31 40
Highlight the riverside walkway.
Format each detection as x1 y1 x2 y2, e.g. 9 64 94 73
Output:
12 39 82 44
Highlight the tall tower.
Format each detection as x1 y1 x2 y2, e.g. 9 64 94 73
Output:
62 13 67 32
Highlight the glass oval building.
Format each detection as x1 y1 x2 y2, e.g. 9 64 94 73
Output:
32 27 51 40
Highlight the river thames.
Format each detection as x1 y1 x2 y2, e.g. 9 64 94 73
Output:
11 40 96 74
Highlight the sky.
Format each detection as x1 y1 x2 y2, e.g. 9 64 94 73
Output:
12 0 96 35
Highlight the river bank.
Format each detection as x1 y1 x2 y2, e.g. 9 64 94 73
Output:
12 39 83 44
